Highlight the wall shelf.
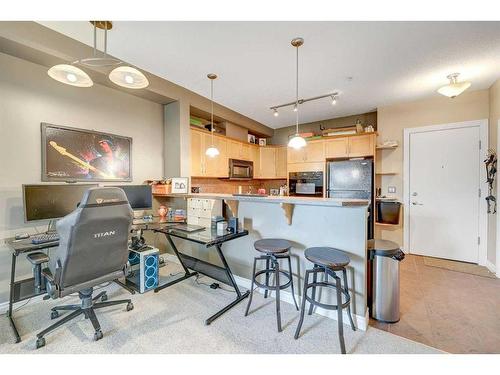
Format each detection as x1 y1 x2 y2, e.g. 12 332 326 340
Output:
375 221 400 227
376 144 398 150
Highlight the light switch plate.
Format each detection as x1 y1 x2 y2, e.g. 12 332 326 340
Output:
388 186 396 194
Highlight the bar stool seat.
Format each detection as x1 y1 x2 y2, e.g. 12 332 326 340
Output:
254 239 291 254
304 247 350 269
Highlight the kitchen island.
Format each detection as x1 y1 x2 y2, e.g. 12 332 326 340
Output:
154 193 370 330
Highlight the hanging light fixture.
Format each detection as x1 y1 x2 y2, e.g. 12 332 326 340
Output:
205 73 220 158
331 95 337 105
47 64 93 87
437 73 471 98
288 37 307 150
47 21 148 90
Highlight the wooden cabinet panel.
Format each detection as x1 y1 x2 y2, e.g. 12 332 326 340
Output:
240 143 250 160
287 147 306 163
348 134 374 157
260 147 276 178
227 140 241 159
250 146 261 178
325 138 348 159
203 134 227 177
304 141 325 162
275 147 287 178
190 130 203 176
287 162 324 172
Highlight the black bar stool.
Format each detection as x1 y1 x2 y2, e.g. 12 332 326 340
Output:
294 247 356 354
245 238 299 332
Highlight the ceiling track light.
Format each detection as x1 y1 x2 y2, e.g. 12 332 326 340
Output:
437 73 471 98
205 73 220 158
331 95 337 105
270 91 339 113
48 21 149 90
273 108 279 117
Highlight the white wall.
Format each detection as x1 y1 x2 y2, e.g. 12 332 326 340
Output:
0 52 164 303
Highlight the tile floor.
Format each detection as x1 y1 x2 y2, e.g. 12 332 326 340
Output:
370 254 500 353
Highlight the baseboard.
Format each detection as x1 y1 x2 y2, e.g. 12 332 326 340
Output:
485 259 497 275
162 253 368 331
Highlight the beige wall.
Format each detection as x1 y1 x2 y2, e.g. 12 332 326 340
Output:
376 89 490 247
272 112 377 145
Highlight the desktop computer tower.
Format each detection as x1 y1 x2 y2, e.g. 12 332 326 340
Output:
127 246 159 293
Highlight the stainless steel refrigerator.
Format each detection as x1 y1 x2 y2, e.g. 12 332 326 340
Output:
326 158 374 239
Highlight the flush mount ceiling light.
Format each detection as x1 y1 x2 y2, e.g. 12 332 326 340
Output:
437 73 471 98
48 21 148 90
205 73 220 158
47 64 93 87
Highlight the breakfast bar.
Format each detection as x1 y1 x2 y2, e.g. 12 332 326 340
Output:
156 193 370 330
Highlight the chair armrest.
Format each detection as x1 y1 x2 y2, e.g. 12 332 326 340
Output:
42 259 62 299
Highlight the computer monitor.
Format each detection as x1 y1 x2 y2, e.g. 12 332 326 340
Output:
115 185 153 210
23 184 98 222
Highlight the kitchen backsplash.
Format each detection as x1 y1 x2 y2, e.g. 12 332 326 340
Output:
191 178 287 194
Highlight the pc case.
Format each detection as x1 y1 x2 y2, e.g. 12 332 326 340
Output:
126 246 159 293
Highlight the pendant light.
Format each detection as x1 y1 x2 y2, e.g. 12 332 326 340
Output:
47 21 148 90
205 73 220 158
437 73 471 98
288 37 307 150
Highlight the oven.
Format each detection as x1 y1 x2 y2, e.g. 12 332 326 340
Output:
289 171 324 197
229 158 253 180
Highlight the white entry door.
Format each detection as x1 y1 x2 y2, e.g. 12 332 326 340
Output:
408 124 481 263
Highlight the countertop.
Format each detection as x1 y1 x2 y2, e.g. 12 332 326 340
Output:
155 193 369 207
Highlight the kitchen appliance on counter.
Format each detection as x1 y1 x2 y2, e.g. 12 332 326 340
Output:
327 158 374 239
289 171 324 197
229 158 253 180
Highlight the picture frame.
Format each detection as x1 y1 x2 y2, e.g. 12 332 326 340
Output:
171 177 189 194
41 123 132 182
258 138 267 146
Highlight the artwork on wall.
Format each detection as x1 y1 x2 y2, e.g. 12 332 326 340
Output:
171 177 189 194
41 123 132 182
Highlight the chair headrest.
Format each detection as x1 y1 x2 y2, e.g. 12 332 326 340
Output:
80 187 129 208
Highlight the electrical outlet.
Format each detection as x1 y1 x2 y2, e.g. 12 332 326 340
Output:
388 186 396 194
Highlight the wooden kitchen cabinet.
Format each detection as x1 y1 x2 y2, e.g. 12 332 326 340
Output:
325 137 348 158
348 134 374 157
190 130 204 176
275 147 287 178
240 143 250 160
227 140 241 160
203 133 228 177
259 147 276 178
287 147 306 164
304 141 325 162
250 145 261 178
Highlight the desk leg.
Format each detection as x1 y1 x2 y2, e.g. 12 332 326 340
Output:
8 253 21 343
154 234 197 293
204 244 249 325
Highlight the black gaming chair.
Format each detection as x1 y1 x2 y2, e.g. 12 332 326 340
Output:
36 187 134 349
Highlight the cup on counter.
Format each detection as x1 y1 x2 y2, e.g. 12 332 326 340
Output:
257 188 266 195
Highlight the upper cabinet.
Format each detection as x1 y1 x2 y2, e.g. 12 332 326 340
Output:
227 139 251 161
288 141 325 163
275 147 287 178
190 129 228 178
259 147 276 178
325 134 375 158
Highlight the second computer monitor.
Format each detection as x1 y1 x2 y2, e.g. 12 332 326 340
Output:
116 185 153 210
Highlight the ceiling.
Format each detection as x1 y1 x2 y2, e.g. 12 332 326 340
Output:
39 21 500 129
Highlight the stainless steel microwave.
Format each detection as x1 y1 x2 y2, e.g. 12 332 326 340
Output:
229 158 253 180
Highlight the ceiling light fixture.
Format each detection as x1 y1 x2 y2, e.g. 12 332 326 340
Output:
287 37 307 150
47 21 148 90
273 109 279 117
437 73 471 98
47 64 93 87
205 73 220 158
331 95 337 105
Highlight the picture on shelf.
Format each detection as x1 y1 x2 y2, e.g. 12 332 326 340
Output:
41 123 132 182
171 177 189 194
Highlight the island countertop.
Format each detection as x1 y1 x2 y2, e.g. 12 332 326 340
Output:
154 192 369 207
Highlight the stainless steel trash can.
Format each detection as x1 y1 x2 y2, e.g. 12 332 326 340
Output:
368 239 405 323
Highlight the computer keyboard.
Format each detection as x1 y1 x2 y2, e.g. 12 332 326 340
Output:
31 233 59 244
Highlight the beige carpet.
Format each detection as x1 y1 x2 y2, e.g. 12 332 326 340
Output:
423 256 496 279
0 263 442 354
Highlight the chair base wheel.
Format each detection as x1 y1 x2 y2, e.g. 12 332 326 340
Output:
50 310 59 320
36 337 45 349
94 330 103 341
126 302 134 311
101 294 108 302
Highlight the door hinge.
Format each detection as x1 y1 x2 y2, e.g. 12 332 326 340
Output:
479 188 481 198
478 236 480 245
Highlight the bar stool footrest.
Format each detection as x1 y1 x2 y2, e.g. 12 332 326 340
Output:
304 281 351 310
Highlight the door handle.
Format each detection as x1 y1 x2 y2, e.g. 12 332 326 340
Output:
411 201 423 206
